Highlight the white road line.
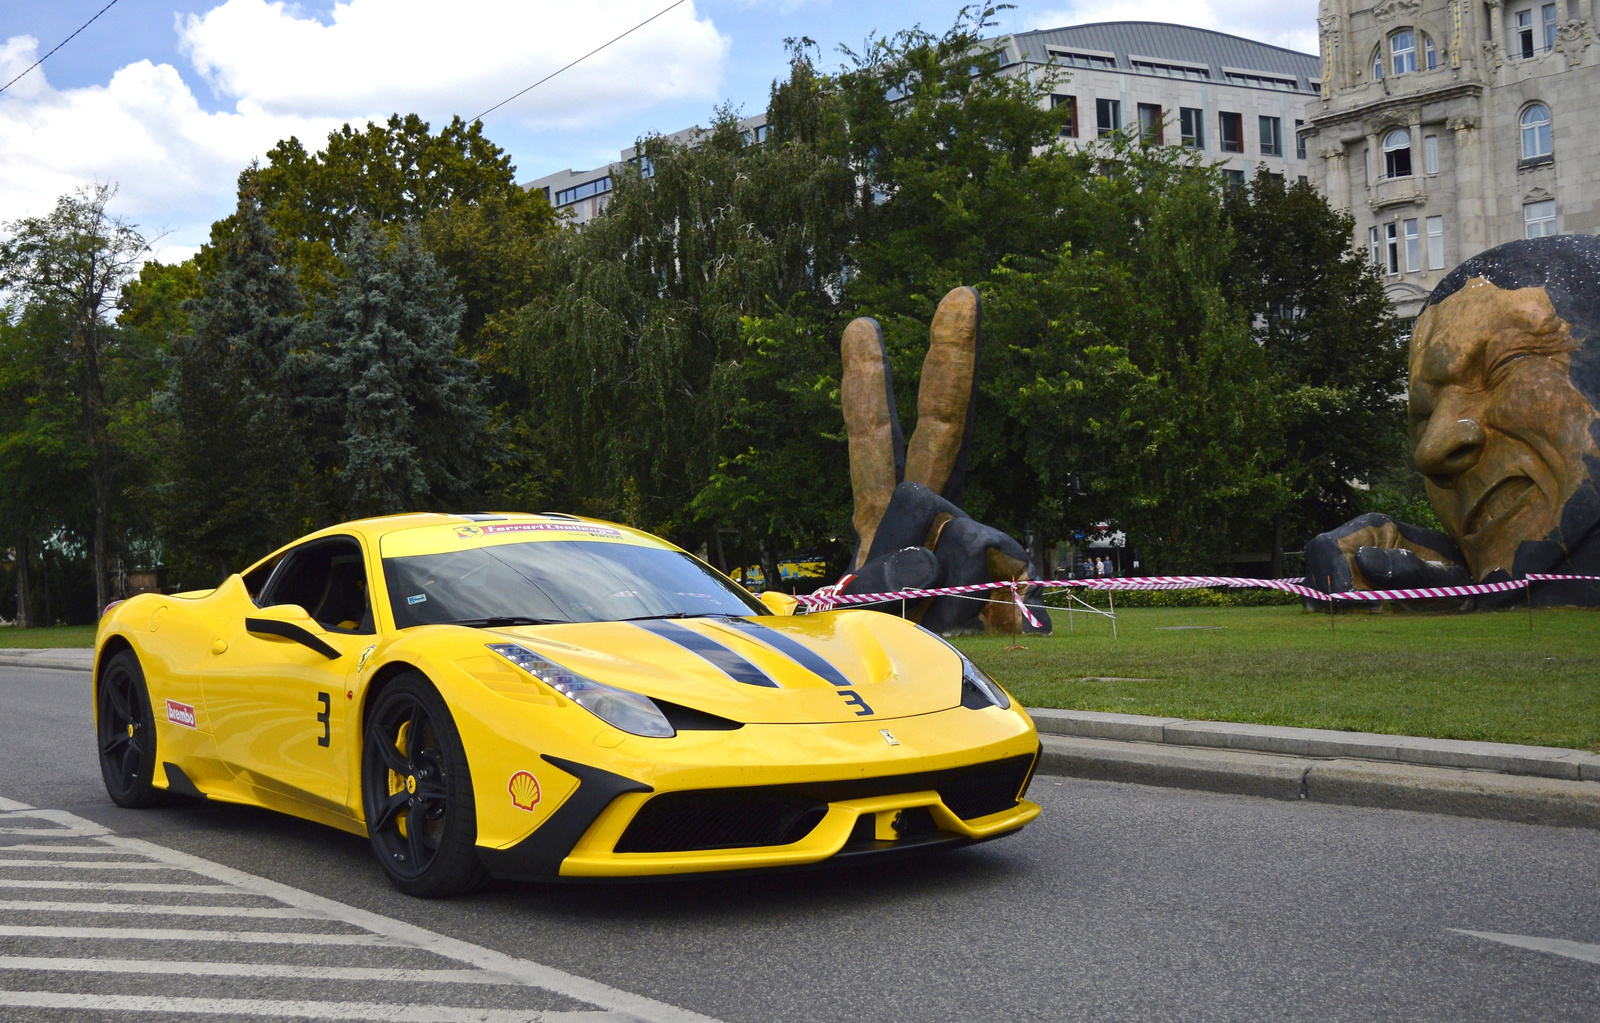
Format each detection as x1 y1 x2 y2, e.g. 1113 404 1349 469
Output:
0 924 399 946
103 832 726 1023
0 797 33 812
0 878 239 893
0 900 325 919
0 844 143 854
0 858 173 869
0 956 526 984
1453 929 1600 966
0 992 617 1021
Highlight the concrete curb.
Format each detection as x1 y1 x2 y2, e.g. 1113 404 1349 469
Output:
1027 707 1600 782
1036 734 1600 830
0 649 94 672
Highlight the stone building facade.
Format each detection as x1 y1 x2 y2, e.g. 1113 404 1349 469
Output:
1306 0 1598 318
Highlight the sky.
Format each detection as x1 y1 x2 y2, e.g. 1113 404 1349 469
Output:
0 0 1318 262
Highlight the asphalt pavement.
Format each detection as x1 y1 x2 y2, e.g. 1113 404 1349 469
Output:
1 663 1597 1022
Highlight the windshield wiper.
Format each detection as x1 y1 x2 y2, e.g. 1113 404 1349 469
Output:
440 616 556 628
615 611 713 622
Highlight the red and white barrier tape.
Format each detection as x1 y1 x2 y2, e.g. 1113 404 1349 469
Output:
797 572 1600 613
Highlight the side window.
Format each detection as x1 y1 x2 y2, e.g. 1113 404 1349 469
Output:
260 538 373 634
241 556 282 602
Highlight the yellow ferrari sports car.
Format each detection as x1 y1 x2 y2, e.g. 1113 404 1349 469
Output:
94 513 1041 896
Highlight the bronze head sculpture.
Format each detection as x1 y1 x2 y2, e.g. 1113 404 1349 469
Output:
839 287 1052 634
1307 235 1600 607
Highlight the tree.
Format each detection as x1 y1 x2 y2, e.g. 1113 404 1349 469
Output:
512 103 856 551
296 221 487 519
157 168 308 580
1223 167 1408 566
0 184 150 611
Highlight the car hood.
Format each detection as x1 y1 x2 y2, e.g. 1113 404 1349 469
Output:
472 611 964 724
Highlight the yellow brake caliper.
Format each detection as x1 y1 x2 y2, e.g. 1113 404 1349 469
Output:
387 721 410 838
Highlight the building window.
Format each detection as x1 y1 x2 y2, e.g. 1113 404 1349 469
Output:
1052 95 1078 138
1295 119 1306 159
1048 48 1117 69
1525 199 1558 237
1181 107 1205 148
1521 104 1553 159
1423 134 1439 173
1424 34 1437 68
1260 116 1283 156
1544 2 1559 49
1385 222 1401 275
1517 9 1536 58
1404 218 1421 272
1096 98 1121 137
1383 129 1413 178
1391 30 1417 73
1130 58 1211 80
1219 112 1243 153
554 176 611 207
753 124 770 143
1426 216 1445 270
1371 46 1384 79
1223 169 1246 189
1369 227 1383 268
1138 103 1164 145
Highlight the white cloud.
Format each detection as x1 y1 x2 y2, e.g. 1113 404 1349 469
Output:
178 0 729 127
1026 0 1318 55
0 1 728 259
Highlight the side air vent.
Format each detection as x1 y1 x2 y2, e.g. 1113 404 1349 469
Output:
653 699 744 731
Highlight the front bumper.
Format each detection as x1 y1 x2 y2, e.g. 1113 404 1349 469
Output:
477 740 1042 881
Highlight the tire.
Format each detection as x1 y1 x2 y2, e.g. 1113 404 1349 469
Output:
97 649 168 808
362 672 486 897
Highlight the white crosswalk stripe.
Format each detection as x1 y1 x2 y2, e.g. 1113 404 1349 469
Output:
0 801 723 1022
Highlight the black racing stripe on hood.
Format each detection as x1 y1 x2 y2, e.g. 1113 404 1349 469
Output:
712 617 855 688
633 620 779 688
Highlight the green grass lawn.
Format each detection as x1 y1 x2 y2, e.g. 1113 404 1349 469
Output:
0 624 98 649
953 604 1600 752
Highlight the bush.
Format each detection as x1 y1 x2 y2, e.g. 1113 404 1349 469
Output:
1043 586 1301 609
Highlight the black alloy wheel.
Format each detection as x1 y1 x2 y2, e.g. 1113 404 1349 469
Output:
362 672 485 897
97 650 166 808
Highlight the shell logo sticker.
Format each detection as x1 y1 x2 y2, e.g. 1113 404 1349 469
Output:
508 771 541 811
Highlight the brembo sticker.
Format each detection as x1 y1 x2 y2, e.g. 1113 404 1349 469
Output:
456 522 622 540
508 770 541 811
165 700 197 729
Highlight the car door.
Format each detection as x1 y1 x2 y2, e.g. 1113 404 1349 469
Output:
203 536 374 818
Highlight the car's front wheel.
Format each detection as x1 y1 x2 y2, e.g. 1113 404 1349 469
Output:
97 650 167 808
362 672 485 897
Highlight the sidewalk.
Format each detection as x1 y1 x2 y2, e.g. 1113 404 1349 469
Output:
0 648 94 671
1031 709 1600 829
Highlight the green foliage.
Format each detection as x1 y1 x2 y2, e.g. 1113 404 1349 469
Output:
296 221 487 519
1222 167 1410 544
155 168 309 580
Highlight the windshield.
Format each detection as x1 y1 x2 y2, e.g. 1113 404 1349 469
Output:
383 540 766 628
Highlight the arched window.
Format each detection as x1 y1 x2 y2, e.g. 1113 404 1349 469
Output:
1383 129 1413 178
1371 45 1384 80
1423 33 1437 69
1521 104 1552 159
1391 31 1417 74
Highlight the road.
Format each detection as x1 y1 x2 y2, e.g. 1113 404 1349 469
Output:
1 662 1597 1022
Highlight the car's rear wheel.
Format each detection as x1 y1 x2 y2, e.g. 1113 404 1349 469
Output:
97 650 167 808
362 672 485 897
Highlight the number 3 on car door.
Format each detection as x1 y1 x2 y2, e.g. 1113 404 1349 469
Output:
317 692 331 747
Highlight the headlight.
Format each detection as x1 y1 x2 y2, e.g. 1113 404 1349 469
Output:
912 624 1012 710
486 643 675 737
959 652 1011 709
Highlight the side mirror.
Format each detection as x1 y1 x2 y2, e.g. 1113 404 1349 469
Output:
246 604 340 659
758 591 799 616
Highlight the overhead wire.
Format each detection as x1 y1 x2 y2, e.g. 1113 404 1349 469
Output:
0 0 124 97
469 0 689 122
